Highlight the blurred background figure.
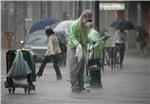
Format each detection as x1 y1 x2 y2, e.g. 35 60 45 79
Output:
113 28 127 68
135 26 148 56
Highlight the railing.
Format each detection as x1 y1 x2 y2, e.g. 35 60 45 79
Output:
102 46 121 70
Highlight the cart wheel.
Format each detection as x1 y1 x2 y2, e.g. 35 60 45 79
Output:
28 88 30 94
24 88 27 94
8 88 11 94
12 88 15 94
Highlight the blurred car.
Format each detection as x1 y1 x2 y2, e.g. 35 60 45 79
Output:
24 31 48 62
23 20 73 63
24 30 67 63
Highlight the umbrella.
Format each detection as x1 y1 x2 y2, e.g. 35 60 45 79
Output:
111 20 135 30
125 21 135 30
29 18 59 33
54 20 73 36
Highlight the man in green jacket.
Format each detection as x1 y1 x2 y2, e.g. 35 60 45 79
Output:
67 9 93 92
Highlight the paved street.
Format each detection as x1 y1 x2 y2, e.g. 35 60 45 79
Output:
1 49 150 104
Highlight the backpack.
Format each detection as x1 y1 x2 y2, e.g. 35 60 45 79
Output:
56 36 67 61
55 31 67 54
58 37 67 53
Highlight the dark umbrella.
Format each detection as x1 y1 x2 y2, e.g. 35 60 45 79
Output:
111 20 135 30
125 21 135 30
29 18 59 33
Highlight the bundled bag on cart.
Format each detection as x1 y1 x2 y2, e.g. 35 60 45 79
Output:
7 50 31 78
7 50 32 86
6 49 36 82
5 49 36 93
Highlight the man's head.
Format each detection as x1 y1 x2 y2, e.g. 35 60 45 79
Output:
45 28 54 36
81 9 93 28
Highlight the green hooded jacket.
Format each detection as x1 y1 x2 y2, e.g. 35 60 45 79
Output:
69 17 89 48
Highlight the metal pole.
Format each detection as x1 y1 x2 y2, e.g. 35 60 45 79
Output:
72 1 75 19
95 1 99 32
137 3 142 25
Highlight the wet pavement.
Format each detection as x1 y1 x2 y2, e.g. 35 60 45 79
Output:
1 49 150 104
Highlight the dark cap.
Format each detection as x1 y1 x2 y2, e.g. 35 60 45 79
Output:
45 28 54 36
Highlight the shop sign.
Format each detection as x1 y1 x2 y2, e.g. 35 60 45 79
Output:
99 3 125 10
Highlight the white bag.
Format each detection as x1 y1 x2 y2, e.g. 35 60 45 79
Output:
75 44 83 62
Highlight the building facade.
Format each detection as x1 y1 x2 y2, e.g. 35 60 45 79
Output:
1 1 150 50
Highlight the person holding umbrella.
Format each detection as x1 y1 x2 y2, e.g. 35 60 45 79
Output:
111 19 134 68
113 28 127 68
36 28 62 80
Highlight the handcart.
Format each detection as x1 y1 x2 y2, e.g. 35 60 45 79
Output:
5 49 36 94
86 43 103 88
87 59 102 88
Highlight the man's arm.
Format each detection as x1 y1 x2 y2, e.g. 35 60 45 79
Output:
69 24 79 48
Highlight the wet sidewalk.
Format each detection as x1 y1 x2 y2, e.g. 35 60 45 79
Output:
1 54 150 104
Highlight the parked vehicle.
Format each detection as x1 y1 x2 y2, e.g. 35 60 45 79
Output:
24 31 48 62
23 30 67 63
23 20 72 64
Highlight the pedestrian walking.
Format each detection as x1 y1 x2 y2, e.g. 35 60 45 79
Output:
36 28 62 80
67 9 93 92
136 33 147 55
135 26 148 56
113 28 127 68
